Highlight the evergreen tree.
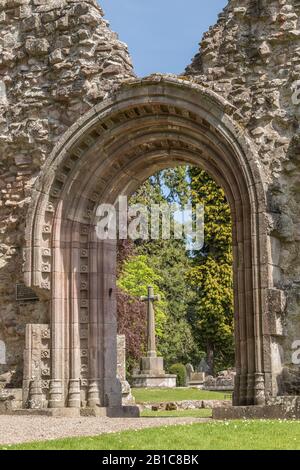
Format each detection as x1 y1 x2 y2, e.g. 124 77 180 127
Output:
187 168 234 374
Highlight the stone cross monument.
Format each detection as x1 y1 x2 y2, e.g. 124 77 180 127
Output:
132 286 176 388
141 286 160 360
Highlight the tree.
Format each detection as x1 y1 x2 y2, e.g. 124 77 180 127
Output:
186 168 234 374
117 240 147 371
117 254 167 346
137 238 197 367
117 289 146 372
130 167 198 366
117 167 197 369
131 167 191 207
116 166 235 375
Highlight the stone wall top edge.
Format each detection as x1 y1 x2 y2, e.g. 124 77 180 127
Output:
0 0 101 11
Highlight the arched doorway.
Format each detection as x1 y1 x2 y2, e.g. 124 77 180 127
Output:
24 76 270 411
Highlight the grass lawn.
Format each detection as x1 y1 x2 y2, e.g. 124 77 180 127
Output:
2 420 300 450
132 387 230 403
141 408 212 418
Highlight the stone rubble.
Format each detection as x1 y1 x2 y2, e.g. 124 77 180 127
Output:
140 399 231 412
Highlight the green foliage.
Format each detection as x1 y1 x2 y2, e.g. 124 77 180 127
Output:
141 409 212 418
124 166 198 367
187 167 234 373
169 363 187 387
190 170 232 257
117 254 167 340
136 239 197 366
131 167 191 207
132 387 228 403
117 165 234 374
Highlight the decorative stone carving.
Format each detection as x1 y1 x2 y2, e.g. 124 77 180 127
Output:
23 325 51 408
28 379 44 410
42 225 51 234
41 350 50 359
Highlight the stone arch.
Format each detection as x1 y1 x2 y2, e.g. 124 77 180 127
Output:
24 76 271 410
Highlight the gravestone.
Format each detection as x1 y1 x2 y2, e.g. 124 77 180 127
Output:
186 359 209 387
188 372 205 387
185 363 194 384
198 358 210 374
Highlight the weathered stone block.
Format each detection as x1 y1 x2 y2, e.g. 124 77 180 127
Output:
25 38 50 56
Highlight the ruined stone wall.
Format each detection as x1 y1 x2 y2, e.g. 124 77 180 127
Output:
0 0 133 384
186 0 300 394
1 0 300 397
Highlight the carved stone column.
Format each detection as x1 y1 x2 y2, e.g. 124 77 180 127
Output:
68 221 81 408
23 324 51 408
87 231 102 407
254 373 266 405
49 209 67 409
101 239 122 408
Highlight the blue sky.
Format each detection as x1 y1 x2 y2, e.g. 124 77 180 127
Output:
100 1 228 77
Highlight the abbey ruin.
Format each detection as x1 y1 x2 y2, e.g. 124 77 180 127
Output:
0 0 300 417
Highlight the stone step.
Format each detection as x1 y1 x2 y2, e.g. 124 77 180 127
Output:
0 406 140 418
213 404 300 420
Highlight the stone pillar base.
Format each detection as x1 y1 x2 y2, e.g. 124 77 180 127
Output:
0 405 140 418
131 374 177 388
213 402 300 420
0 408 81 417
81 406 140 418
140 356 165 375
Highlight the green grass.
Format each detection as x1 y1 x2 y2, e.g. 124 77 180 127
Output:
141 408 212 418
2 420 300 450
132 387 230 403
